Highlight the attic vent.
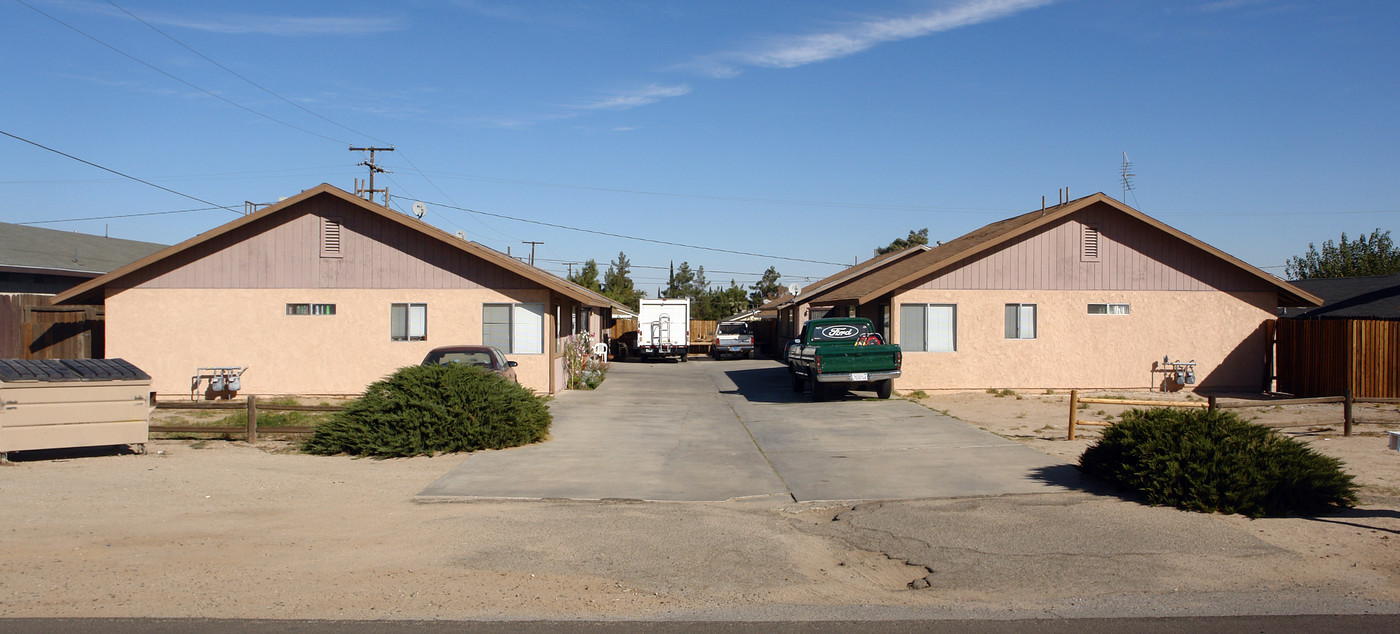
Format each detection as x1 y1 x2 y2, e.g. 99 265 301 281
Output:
1081 225 1100 262
321 216 343 258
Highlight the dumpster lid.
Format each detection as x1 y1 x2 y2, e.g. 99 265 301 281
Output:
0 358 151 383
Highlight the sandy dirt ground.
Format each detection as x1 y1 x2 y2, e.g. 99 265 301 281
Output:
919 389 1400 603
1 389 1397 621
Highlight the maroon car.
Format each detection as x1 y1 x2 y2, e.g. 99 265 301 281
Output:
420 345 518 383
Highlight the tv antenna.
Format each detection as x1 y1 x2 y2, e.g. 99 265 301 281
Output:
350 146 394 206
1120 151 1138 207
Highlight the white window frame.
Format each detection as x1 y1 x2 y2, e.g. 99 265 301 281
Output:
901 303 957 352
482 303 545 354
1005 303 1037 340
390 303 427 341
1088 303 1130 316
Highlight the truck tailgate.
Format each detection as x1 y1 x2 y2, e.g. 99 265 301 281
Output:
815 345 900 374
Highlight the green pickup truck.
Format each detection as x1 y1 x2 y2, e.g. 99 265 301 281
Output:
786 317 902 400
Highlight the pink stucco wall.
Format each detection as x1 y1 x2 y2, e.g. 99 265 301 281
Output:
106 287 555 397
890 289 1275 391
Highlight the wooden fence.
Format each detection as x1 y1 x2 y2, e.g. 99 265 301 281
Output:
610 317 780 356
1276 318 1399 399
610 318 720 345
151 396 340 442
0 294 103 359
1066 388 1399 439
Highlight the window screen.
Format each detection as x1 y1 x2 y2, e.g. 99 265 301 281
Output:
482 303 545 354
512 303 544 354
900 304 956 352
1088 303 1129 315
391 303 427 341
1005 304 1037 339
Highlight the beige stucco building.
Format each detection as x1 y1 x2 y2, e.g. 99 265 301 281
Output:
775 193 1320 392
55 184 623 397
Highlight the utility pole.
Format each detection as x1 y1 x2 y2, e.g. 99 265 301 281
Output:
563 262 580 277
521 241 543 267
350 146 394 205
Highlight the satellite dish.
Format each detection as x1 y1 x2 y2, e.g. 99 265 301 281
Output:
455 230 467 240
787 283 802 296
411 201 427 219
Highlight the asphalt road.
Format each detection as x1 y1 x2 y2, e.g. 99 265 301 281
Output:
6 615 1400 633
419 358 1069 502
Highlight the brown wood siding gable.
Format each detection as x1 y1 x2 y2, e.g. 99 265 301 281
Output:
913 206 1275 292
130 196 540 291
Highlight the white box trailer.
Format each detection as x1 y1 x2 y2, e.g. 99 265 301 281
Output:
637 298 690 362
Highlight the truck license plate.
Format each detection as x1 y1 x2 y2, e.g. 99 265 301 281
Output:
850 373 869 381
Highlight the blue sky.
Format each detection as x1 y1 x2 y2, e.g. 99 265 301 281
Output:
4 0 1397 289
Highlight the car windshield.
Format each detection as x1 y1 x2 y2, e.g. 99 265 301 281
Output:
429 351 495 369
809 322 871 342
717 324 749 335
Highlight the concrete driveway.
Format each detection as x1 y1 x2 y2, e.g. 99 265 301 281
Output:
419 358 1069 502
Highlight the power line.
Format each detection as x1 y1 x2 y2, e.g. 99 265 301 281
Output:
0 166 356 185
17 206 227 225
102 0 487 239
420 199 847 267
420 171 1021 214
102 0 385 146
17 0 350 146
1 129 241 215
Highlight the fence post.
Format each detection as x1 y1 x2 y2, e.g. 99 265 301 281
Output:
1208 395 1217 411
246 395 258 443
1343 388 1353 437
1068 389 1079 440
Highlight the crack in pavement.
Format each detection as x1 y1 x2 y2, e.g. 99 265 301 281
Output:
707 367 798 504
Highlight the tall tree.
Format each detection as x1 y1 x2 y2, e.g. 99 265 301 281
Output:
698 281 751 320
566 259 601 292
666 261 707 301
1285 229 1400 280
602 251 645 310
876 228 929 255
749 266 782 306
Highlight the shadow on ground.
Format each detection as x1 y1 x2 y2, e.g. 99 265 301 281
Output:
722 366 899 404
2 444 144 463
721 367 808 404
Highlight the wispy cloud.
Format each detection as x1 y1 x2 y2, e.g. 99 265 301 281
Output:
54 0 404 35
690 0 1056 77
569 84 693 111
447 0 593 28
1195 0 1275 13
148 14 405 36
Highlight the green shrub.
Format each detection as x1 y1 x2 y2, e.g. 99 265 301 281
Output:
1078 408 1357 518
302 364 552 458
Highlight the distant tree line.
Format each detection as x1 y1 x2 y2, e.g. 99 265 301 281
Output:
567 230 934 320
566 252 784 320
1285 229 1400 280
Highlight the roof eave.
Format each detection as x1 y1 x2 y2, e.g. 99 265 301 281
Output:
54 183 621 308
855 194 1322 308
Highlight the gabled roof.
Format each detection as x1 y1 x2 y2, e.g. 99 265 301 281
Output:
806 193 1320 307
1280 273 1400 320
765 244 930 310
0 221 165 277
53 183 628 312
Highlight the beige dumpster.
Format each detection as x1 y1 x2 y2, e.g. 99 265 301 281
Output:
0 359 152 459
